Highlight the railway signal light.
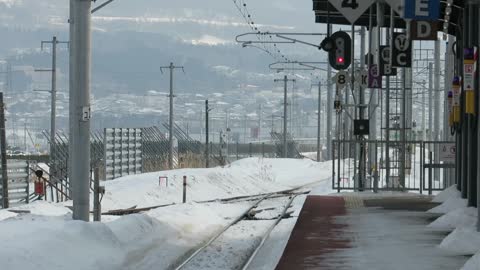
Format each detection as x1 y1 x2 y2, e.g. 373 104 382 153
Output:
320 31 352 71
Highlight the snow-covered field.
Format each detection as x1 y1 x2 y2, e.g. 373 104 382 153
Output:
0 158 332 270
1 157 479 270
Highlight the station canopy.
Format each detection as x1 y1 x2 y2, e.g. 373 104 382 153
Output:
312 0 464 36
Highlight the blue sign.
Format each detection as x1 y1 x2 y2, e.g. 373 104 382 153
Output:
404 0 440 20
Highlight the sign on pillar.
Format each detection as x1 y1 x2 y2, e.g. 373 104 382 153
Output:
404 0 440 20
355 69 368 89
335 70 349 89
411 21 438 40
392 32 412 68
463 47 477 115
438 143 456 163
452 76 461 124
380 46 397 76
368 65 382 88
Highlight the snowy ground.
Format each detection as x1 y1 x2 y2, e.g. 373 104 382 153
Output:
0 157 478 270
0 158 333 270
426 185 480 270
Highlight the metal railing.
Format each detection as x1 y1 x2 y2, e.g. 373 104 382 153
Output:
332 140 455 193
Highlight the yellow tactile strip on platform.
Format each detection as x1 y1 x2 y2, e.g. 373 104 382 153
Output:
343 196 365 208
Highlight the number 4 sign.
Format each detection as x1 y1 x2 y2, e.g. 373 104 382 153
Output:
328 0 376 24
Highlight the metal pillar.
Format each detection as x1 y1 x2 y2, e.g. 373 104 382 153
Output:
283 76 288 158
169 63 174 169
274 76 295 158
160 63 184 170
326 29 333 160
385 10 394 185
466 3 477 207
0 93 8 208
68 0 75 205
429 63 433 141
205 100 209 168
40 37 67 177
445 36 455 186
445 36 455 142
50 37 57 167
422 80 426 141
475 1 480 232
399 65 406 189
433 39 442 183
317 81 322 162
469 3 478 207
434 40 441 142
456 19 464 193
71 0 92 221
358 26 366 191
368 4 381 177
93 166 101 221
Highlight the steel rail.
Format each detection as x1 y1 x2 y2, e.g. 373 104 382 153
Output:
241 195 297 270
173 177 328 269
174 194 272 270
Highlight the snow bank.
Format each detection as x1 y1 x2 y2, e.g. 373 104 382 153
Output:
108 213 177 244
0 209 17 221
428 197 467 214
432 185 461 203
101 157 332 211
440 227 480 255
0 215 123 270
0 210 226 270
147 202 227 236
461 253 480 270
0 201 72 221
0 158 335 270
429 207 477 230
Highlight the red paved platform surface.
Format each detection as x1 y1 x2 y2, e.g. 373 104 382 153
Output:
275 196 350 270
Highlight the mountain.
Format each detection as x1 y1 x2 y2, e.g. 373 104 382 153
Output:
0 0 328 145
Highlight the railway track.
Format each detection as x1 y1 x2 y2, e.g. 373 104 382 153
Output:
173 194 297 270
103 178 328 216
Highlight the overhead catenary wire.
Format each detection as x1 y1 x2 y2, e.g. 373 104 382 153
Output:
231 0 290 62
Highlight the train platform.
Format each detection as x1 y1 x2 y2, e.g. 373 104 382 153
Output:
275 194 469 270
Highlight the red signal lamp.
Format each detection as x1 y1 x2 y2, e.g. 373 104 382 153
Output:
337 57 344 63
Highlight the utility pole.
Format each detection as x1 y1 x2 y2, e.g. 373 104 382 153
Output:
422 80 427 141
313 81 322 162
433 39 441 183
205 100 211 168
258 104 262 141
0 93 8 208
160 62 184 170
71 0 92 221
428 63 433 141
274 75 295 158
326 23 333 160
318 81 322 162
434 39 441 142
36 36 68 178
68 0 75 214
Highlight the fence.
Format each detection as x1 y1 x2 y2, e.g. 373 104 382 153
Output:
104 128 142 180
332 140 455 193
422 141 456 193
0 160 30 208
